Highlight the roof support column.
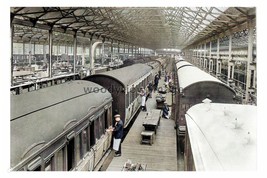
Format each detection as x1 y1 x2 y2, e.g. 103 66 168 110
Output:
196 45 200 67
111 42 113 63
203 44 205 70
43 44 47 63
195 46 197 65
82 44 85 66
209 60 213 74
216 38 221 77
33 42 36 64
73 33 77 74
209 41 212 73
117 42 120 54
11 23 14 86
144 48 146 57
56 44 59 63
131 45 134 59
197 47 199 67
201 44 204 68
65 45 68 54
90 41 102 74
66 45 69 63
123 43 125 55
196 46 198 59
89 38 93 68
101 39 105 65
204 43 207 70
48 29 53 78
29 41 32 65
33 42 35 55
227 34 233 85
22 42 25 56
245 19 255 103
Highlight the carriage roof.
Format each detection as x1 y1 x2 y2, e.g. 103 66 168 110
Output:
185 103 257 171
11 80 112 168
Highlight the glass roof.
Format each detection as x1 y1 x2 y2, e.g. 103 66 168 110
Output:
11 7 255 50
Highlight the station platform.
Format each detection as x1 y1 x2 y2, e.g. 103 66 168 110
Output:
106 76 177 171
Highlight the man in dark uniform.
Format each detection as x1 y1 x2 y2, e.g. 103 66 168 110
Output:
154 74 159 91
162 103 169 119
147 82 153 98
107 114 124 157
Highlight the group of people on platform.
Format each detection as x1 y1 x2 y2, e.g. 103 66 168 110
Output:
106 69 172 158
139 70 171 119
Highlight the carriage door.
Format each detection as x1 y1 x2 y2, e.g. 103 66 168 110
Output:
67 138 75 170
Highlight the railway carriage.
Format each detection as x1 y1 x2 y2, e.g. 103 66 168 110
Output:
154 58 167 69
11 73 80 95
146 60 161 79
184 103 257 171
175 60 236 153
84 63 153 128
11 80 113 171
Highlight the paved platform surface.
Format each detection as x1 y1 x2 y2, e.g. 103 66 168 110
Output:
106 71 177 171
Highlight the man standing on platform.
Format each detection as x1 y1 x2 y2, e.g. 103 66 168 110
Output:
107 114 124 157
139 87 147 111
154 74 159 91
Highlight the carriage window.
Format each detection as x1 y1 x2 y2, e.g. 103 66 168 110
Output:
130 88 133 103
128 91 131 107
133 87 136 102
250 70 254 87
76 134 81 163
143 78 146 87
90 122 95 147
55 148 64 171
101 115 105 135
107 108 112 127
130 88 133 101
99 115 103 135
76 129 89 162
143 78 146 88
145 77 148 86
126 92 129 107
81 130 88 157
134 86 138 99
87 127 90 151
67 138 75 171
105 110 108 129
94 117 100 140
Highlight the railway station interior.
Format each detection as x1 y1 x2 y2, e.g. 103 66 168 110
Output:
1 2 266 177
